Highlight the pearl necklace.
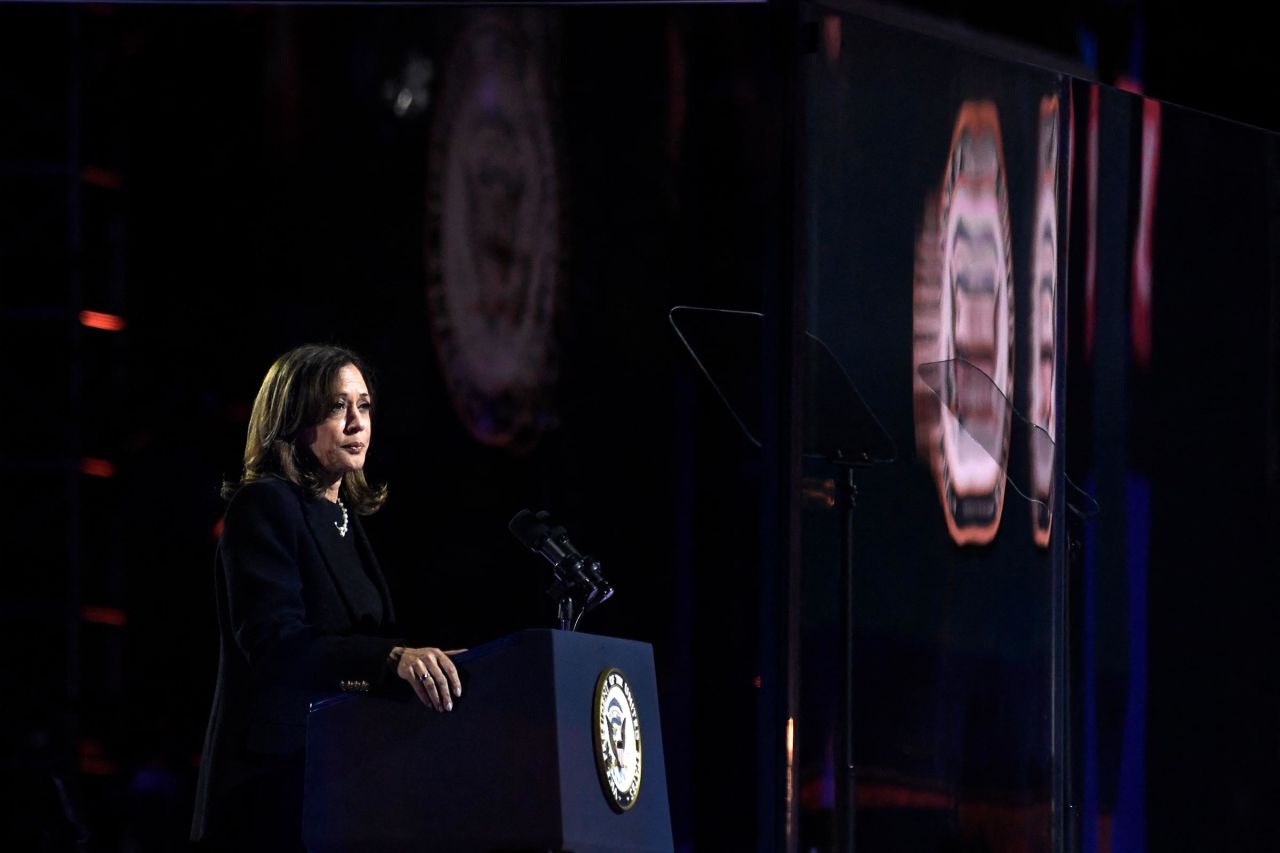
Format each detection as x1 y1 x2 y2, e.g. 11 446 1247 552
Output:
334 496 349 537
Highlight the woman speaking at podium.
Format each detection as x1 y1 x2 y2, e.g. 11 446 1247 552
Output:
191 344 462 851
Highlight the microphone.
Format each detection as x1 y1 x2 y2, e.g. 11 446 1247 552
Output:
508 510 568 561
508 510 614 614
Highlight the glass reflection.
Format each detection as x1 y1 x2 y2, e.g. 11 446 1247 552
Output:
1030 96 1059 547
913 100 1015 546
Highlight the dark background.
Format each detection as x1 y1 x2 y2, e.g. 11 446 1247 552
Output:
4 4 788 850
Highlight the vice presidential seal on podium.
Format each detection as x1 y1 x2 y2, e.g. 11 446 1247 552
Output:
594 667 643 813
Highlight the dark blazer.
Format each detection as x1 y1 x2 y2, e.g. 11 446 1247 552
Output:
190 476 401 845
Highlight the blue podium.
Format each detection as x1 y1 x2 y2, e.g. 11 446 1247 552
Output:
303 629 673 852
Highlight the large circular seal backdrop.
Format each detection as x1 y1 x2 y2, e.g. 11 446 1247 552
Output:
426 12 564 451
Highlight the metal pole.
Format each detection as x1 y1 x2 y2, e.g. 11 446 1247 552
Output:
835 466 857 853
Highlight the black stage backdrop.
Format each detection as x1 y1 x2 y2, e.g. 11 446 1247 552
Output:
4 5 787 849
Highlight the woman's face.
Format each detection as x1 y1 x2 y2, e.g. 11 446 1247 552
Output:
302 363 371 485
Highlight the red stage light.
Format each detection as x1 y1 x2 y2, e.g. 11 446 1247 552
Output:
81 165 123 190
81 605 128 627
79 739 119 776
79 310 126 332
81 457 116 478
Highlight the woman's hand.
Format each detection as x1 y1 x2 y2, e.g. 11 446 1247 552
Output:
393 647 464 712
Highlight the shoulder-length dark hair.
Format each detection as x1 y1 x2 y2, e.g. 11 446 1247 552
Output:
222 344 388 514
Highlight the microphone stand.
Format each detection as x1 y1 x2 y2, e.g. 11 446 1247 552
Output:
549 578 576 631
546 554 610 632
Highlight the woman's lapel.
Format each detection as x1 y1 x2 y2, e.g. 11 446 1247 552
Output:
300 498 362 621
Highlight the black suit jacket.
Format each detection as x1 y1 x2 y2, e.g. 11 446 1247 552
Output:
190 476 401 844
